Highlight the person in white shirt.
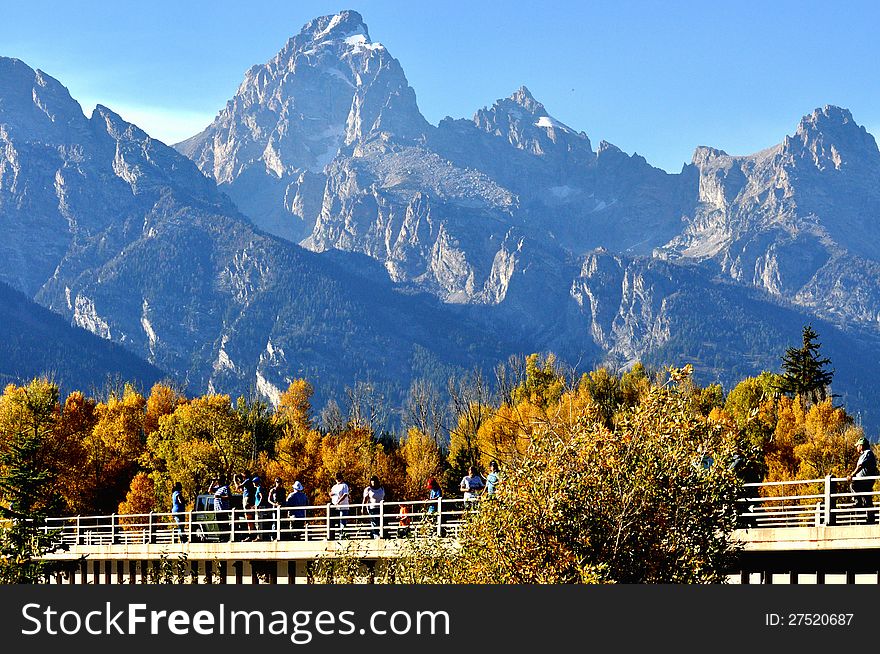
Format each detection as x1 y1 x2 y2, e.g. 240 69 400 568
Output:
363 475 386 538
329 472 350 539
460 465 485 501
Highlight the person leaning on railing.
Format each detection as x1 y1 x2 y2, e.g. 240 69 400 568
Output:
329 473 350 540
847 436 878 525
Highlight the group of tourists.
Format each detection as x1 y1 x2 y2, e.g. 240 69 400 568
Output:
169 462 502 542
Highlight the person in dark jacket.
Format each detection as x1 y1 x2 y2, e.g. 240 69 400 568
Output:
847 437 878 524
285 481 309 540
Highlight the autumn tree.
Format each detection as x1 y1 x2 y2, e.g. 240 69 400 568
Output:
511 353 566 409
317 427 404 502
400 428 443 498
144 383 187 437
275 379 315 436
51 391 97 513
118 472 158 525
383 366 743 584
145 394 252 508
0 379 65 583
84 385 146 512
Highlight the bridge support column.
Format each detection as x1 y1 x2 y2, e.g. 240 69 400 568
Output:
197 560 209 584
291 560 309 584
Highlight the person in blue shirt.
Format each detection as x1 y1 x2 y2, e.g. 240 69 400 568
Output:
485 461 501 496
426 477 442 513
171 481 187 543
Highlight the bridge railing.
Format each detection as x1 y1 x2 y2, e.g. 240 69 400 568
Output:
41 498 474 546
738 475 880 528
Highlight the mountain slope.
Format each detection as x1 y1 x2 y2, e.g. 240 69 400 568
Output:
0 280 165 392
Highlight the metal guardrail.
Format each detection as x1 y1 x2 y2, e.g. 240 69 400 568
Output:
32 476 879 548
40 498 472 547
738 475 880 529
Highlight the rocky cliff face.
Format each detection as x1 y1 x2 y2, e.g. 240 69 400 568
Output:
178 13 685 307
0 56 513 407
661 106 880 329
176 10 428 243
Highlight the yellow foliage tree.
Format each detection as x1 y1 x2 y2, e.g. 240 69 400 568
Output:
145 394 252 508
259 427 323 502
118 472 157 521
144 383 187 437
400 428 442 498
476 401 543 467
85 385 146 511
275 379 314 436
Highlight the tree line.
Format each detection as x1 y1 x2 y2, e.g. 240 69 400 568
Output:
0 325 857 582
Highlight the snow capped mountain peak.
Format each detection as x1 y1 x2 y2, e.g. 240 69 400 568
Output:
310 10 369 42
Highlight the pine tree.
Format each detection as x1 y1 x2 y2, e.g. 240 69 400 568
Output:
776 325 835 406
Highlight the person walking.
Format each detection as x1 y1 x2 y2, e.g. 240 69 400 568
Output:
363 475 386 538
171 481 187 543
329 473 350 539
847 436 878 525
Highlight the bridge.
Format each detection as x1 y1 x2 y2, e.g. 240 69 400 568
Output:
734 475 880 584
38 498 467 585
34 475 880 584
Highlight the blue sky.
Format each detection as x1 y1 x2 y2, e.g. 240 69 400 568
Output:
1 0 877 172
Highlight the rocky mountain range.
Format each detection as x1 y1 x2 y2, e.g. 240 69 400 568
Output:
0 55 513 413
2 10 879 429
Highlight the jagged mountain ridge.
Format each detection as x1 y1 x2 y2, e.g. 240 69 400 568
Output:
176 11 880 338
0 56 516 409
3 10 880 429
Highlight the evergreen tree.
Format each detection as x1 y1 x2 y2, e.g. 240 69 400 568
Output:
776 325 834 405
